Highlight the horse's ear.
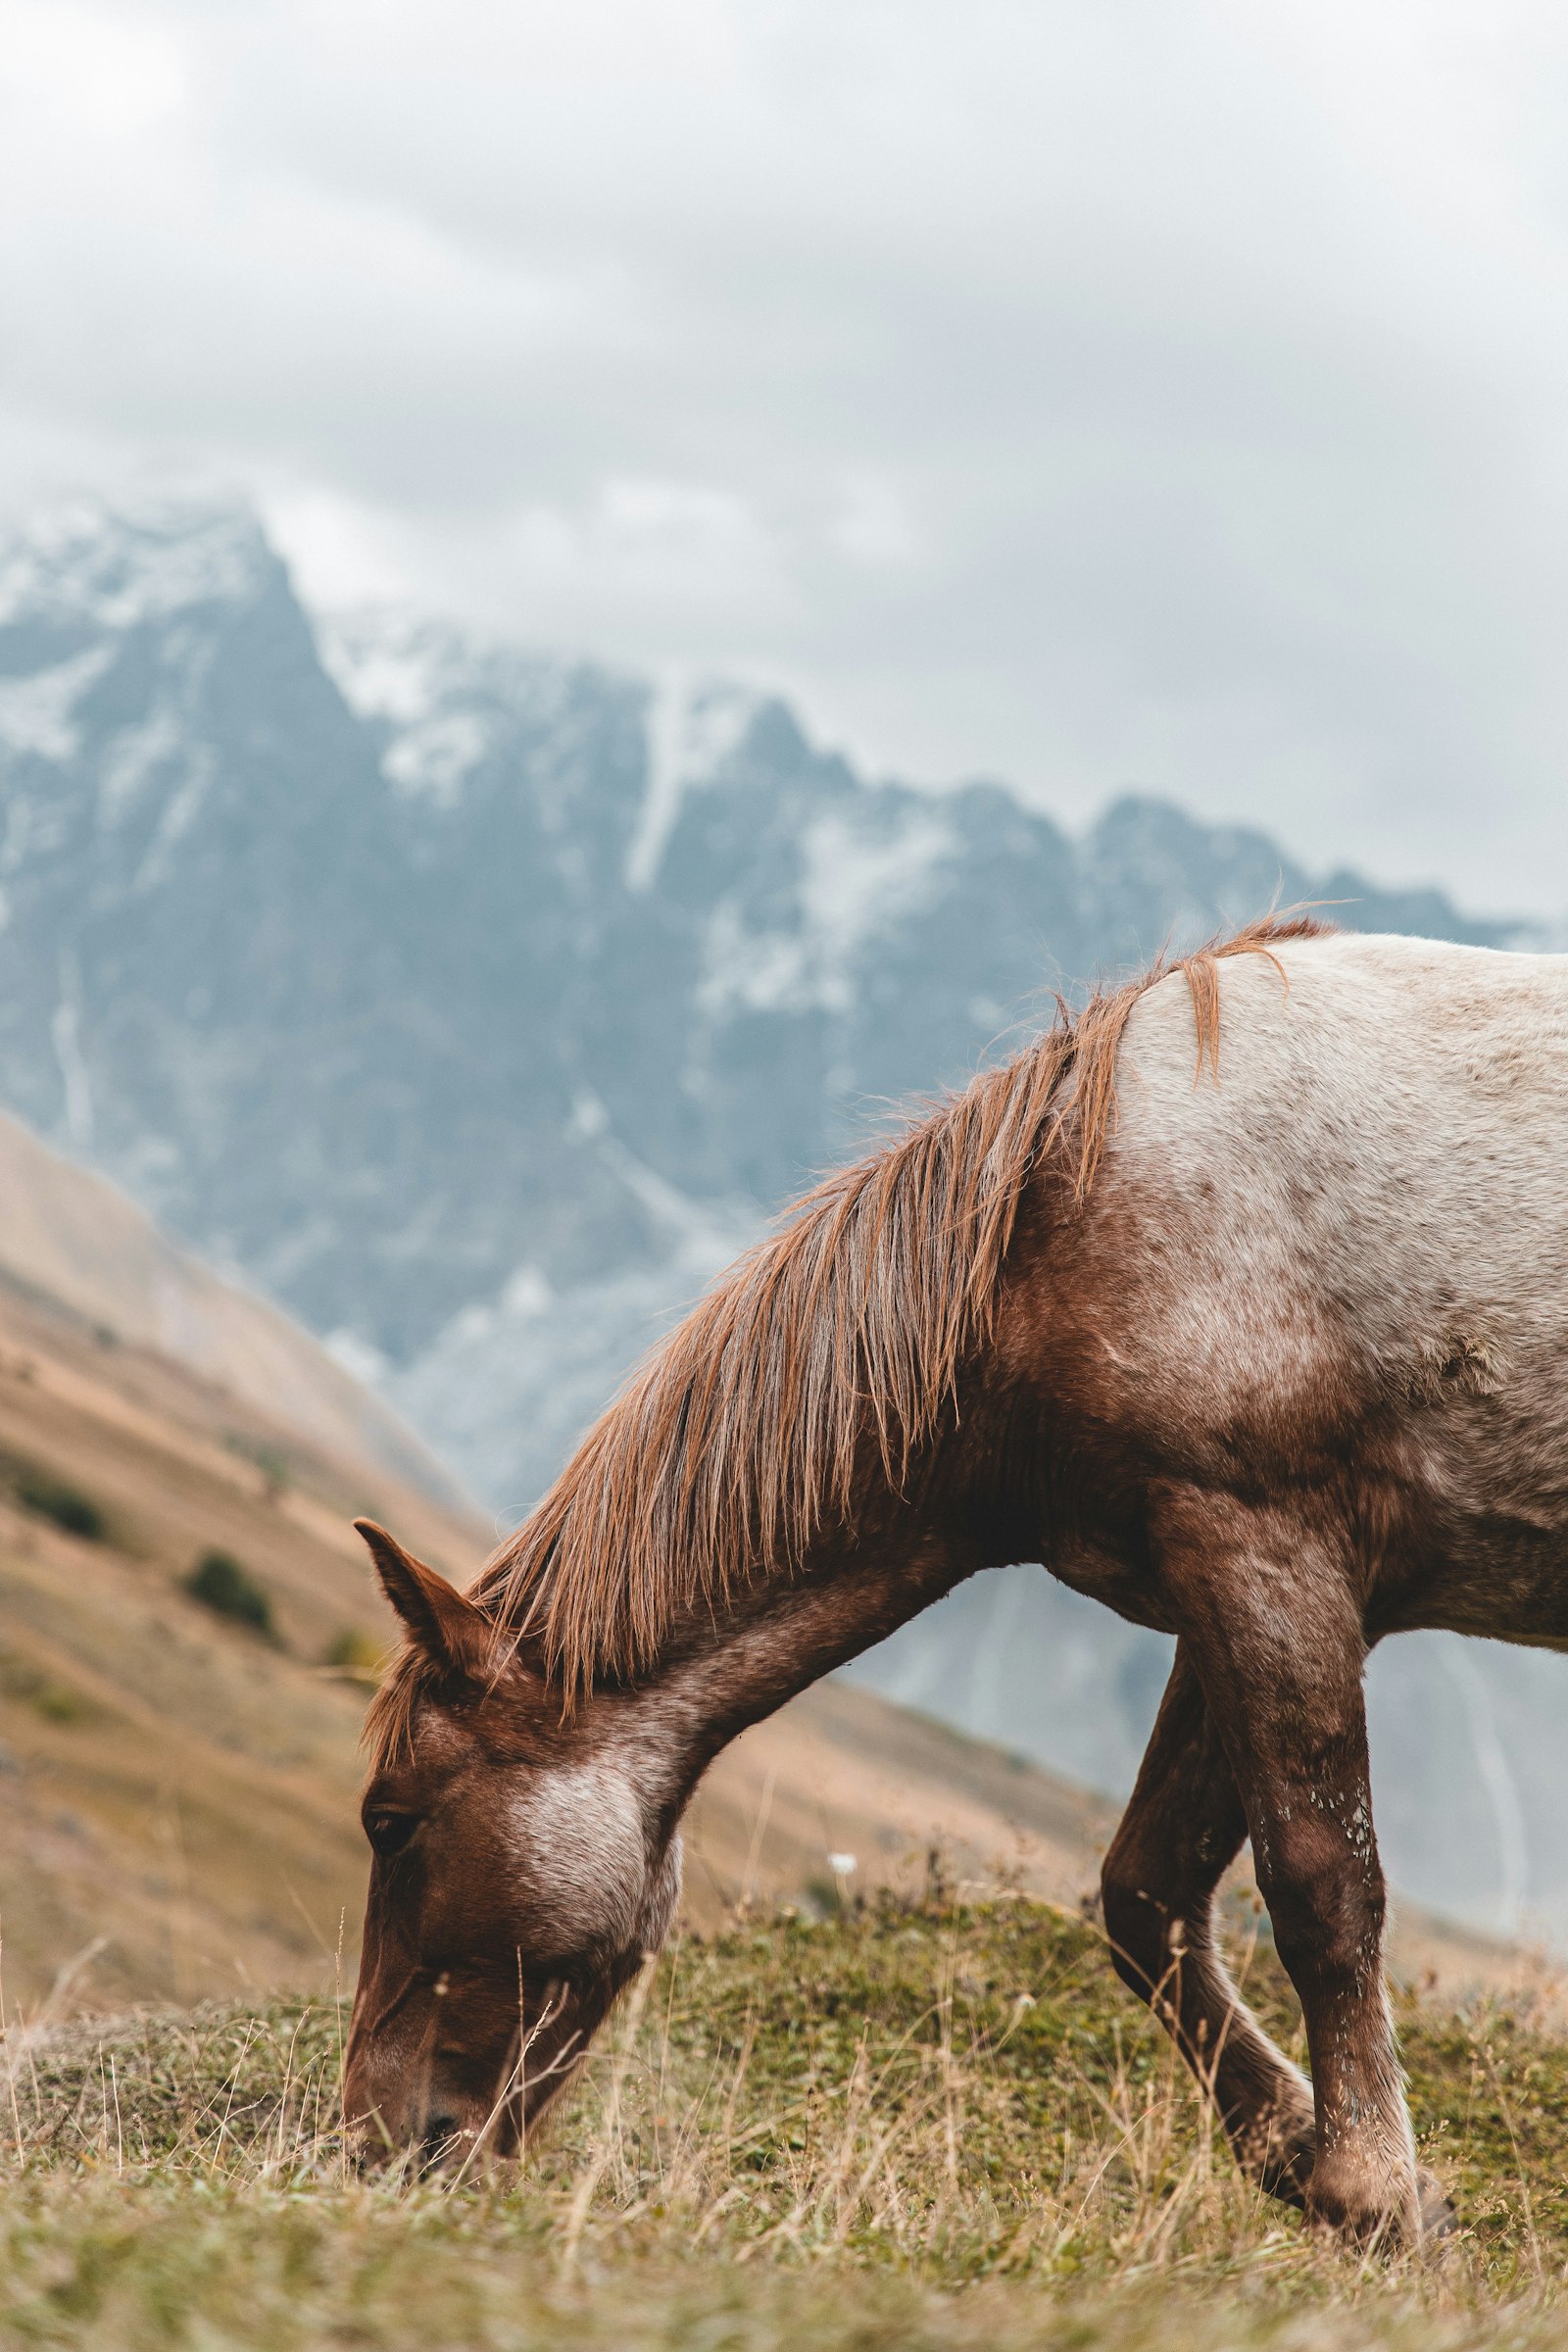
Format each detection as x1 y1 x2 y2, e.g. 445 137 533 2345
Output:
354 1520 492 1681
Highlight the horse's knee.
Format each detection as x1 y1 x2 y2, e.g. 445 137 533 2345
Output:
1256 1830 1386 1993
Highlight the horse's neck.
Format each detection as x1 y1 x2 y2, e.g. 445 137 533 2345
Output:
639 1520 975 1796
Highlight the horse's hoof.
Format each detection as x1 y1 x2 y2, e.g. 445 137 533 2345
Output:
1304 2159 1433 2252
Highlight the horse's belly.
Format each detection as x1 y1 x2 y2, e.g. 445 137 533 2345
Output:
1393 1399 1568 1642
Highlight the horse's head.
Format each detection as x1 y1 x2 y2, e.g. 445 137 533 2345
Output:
342 1522 682 2167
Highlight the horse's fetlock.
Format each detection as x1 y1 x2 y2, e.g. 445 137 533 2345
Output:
1305 2147 1420 2251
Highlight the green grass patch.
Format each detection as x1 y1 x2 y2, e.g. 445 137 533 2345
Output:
5 1896 1568 2347
183 1550 275 1641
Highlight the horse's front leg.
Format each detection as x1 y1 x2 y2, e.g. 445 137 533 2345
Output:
1157 1497 1446 2248
1102 1641 1316 2202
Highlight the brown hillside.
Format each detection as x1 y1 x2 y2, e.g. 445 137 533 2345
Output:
0 1269 485 2016
0 1110 456 1499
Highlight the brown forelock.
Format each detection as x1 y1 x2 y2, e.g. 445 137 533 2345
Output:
365 913 1324 1740
363 1644 438 1777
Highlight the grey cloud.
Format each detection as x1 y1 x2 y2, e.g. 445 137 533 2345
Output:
4 0 1568 908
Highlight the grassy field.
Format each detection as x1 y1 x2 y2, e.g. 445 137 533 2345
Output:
6 1892 1568 2349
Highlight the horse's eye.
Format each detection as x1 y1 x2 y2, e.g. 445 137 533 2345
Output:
365 1810 419 1859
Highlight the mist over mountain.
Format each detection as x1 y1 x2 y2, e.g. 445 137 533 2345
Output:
0 495 1556 1943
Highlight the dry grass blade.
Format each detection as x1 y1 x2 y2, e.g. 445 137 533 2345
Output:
560 1955 658 2268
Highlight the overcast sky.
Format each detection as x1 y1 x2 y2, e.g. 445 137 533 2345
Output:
4 2 1568 912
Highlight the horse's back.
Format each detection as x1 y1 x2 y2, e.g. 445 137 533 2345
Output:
1067 934 1568 1627
1116 930 1568 1301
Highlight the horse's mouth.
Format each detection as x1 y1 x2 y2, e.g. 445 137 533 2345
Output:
345 2102 513 2176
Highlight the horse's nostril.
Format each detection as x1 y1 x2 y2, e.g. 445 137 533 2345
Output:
418 2116 463 2171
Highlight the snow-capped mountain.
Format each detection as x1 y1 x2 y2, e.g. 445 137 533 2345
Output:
0 494 1553 1940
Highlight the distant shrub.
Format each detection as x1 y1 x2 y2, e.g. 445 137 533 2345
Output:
29 1679 85 1724
15 1469 105 1543
185 1550 275 1640
323 1627 385 1676
0 1648 89 1724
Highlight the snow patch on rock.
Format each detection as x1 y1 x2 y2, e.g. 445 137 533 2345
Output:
0 647 113 763
698 800 956 1018
627 675 763 890
0 500 271 630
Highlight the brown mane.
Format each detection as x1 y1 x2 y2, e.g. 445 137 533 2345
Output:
366 915 1321 1757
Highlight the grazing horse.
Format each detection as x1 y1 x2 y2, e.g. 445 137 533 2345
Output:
345 918 1568 2243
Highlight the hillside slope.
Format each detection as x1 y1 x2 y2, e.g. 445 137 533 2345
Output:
0 1109 456 1502
0 1272 484 2014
